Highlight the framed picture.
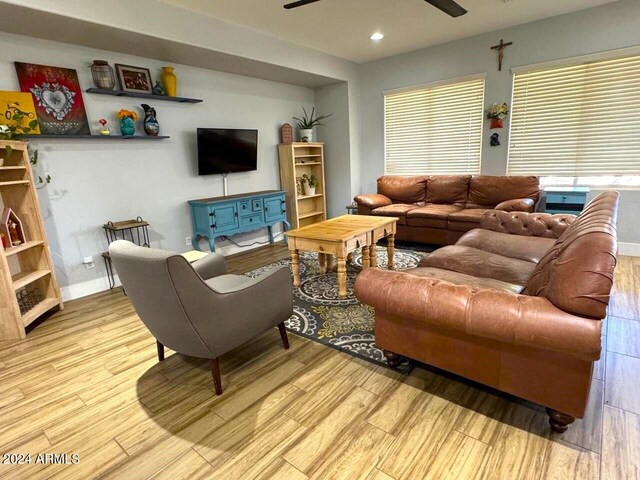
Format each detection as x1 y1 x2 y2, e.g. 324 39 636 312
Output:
0 91 41 136
14 62 90 135
115 64 153 94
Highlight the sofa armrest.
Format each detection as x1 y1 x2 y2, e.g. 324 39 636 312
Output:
354 269 601 361
495 198 536 212
480 210 576 239
192 252 227 280
354 194 392 215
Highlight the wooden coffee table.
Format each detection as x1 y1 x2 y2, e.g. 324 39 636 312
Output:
285 215 399 297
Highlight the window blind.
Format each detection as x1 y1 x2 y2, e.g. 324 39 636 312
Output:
384 77 485 175
508 53 640 176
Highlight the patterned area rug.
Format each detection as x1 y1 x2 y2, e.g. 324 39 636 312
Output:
246 244 434 372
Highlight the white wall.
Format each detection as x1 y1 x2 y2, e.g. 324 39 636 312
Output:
357 0 640 244
0 31 315 299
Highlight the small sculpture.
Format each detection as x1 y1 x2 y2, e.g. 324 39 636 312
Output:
8 221 22 246
490 133 500 146
141 104 160 136
98 118 111 135
281 123 293 143
152 81 166 96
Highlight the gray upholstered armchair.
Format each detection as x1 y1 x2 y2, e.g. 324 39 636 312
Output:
108 240 292 395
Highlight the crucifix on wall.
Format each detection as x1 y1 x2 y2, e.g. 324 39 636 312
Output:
491 38 513 71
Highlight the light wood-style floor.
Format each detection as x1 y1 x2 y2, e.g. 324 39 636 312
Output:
0 244 639 479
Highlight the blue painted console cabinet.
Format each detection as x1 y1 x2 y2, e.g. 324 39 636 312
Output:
544 187 590 215
189 190 290 251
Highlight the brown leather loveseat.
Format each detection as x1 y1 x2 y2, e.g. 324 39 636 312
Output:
355 192 619 432
354 175 540 245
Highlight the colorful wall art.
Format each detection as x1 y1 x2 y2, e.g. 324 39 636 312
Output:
14 62 90 135
0 91 41 136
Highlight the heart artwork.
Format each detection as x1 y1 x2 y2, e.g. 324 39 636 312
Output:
30 83 76 121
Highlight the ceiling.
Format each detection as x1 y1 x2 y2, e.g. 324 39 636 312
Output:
160 0 618 63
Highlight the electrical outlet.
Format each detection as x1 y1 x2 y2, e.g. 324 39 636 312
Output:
83 256 95 269
185 236 192 247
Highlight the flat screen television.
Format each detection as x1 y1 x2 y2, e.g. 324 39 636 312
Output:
197 128 258 175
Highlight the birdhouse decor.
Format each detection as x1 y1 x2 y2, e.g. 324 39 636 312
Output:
1 208 26 247
280 123 294 144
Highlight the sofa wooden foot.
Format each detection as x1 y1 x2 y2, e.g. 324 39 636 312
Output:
383 350 402 368
156 341 165 361
278 322 290 349
210 358 223 395
546 408 575 433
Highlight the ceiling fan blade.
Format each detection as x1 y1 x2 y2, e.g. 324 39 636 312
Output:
425 0 467 17
284 0 321 9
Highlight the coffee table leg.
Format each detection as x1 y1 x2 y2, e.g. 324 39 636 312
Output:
291 249 301 287
370 244 378 268
326 254 335 272
318 253 327 274
387 234 395 270
362 245 370 269
337 257 347 297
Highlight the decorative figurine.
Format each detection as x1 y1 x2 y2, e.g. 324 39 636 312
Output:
152 81 166 96
98 118 111 135
141 104 160 136
490 133 500 146
1 207 26 247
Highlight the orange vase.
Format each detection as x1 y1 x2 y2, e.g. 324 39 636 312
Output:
490 118 504 129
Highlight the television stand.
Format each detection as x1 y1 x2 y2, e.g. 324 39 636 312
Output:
188 190 290 251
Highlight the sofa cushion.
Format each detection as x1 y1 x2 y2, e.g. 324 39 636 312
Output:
371 204 420 224
419 245 536 285
406 204 463 229
448 208 487 223
425 175 470 205
404 266 524 294
377 175 429 203
457 229 556 264
467 175 540 208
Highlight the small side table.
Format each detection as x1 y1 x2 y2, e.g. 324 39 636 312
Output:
102 217 150 289
346 203 358 215
544 187 590 215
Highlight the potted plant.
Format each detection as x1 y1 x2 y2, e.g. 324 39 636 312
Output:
117 109 138 136
485 103 509 129
293 107 332 142
302 174 318 196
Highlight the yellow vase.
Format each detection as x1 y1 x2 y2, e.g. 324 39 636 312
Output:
161 66 177 97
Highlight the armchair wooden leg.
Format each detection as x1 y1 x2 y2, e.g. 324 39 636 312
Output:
210 358 223 395
546 408 575 433
278 322 290 349
156 341 165 361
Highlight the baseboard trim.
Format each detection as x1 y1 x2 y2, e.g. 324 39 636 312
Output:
60 275 119 302
619 242 640 257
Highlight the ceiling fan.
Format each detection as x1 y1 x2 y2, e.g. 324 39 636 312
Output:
283 0 467 18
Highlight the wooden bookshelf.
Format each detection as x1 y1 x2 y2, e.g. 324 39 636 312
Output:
0 140 63 339
278 142 327 229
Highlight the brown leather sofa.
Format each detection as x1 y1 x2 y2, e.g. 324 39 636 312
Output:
354 175 541 245
355 191 619 432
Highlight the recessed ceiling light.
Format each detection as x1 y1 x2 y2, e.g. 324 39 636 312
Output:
370 32 384 41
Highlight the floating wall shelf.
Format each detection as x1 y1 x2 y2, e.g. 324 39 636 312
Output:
86 88 203 104
22 135 170 140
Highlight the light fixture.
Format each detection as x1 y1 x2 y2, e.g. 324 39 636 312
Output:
370 32 384 41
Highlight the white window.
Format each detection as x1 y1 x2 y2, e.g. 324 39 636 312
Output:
384 76 485 175
508 50 640 185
